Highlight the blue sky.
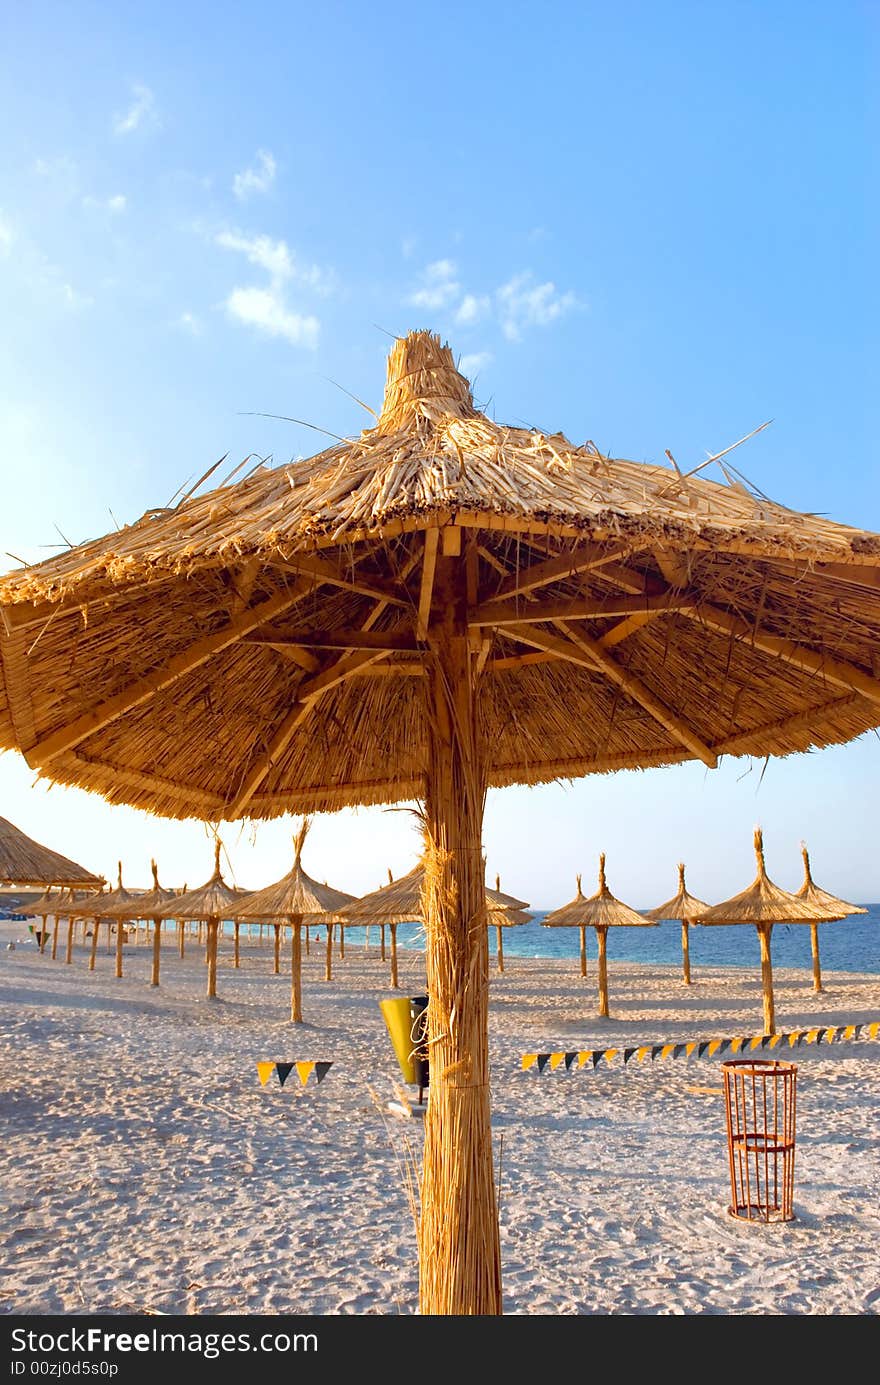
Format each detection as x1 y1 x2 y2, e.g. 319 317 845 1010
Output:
1 2 877 906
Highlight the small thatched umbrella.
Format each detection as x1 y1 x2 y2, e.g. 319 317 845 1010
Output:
695 829 828 1034
646 863 713 984
26 885 79 956
0 814 103 891
3 330 880 1313
795 842 867 993
341 861 529 990
235 818 357 1022
61 862 135 973
491 874 529 973
101 860 178 987
542 856 657 1016
156 841 249 998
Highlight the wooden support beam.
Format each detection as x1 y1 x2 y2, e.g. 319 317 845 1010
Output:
347 662 425 677
416 529 440 640
469 591 692 627
245 628 418 651
598 609 667 648
487 650 562 672
273 552 409 606
713 694 859 755
442 525 462 557
275 645 321 672
653 548 692 589
484 542 639 603
681 604 880 706
24 585 308 767
495 622 717 768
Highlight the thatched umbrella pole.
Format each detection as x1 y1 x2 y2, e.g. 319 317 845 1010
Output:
339 923 345 959
681 920 692 985
89 917 99 970
273 922 281 974
207 918 219 997
178 920 184 958
290 914 303 1023
325 922 333 981
50 914 60 959
579 926 587 978
757 922 775 1034
419 547 501 1318
494 877 504 972
305 925 310 956
65 915 74 964
596 925 610 1017
380 923 386 961
233 920 241 969
389 922 399 988
115 917 124 978
809 923 822 993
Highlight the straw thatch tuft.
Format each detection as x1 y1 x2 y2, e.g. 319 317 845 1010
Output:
696 829 830 925
62 861 134 919
0 815 103 889
795 843 867 920
102 859 178 919
646 862 712 921
156 840 248 920
235 818 356 921
340 860 529 925
542 857 654 929
0 331 878 822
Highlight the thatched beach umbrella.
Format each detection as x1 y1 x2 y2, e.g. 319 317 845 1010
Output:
0 814 103 892
795 842 867 993
341 861 529 990
101 860 178 987
155 841 248 998
61 862 135 974
695 829 828 1034
1 330 879 1312
491 875 529 973
646 863 713 984
542 856 657 1016
26 885 79 956
235 818 356 1021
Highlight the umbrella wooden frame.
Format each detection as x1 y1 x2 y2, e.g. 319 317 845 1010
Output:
100 860 179 987
795 843 867 993
646 863 713 985
155 841 249 998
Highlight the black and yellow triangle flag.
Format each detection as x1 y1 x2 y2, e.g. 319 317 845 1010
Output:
522 1054 538 1071
564 1052 578 1070
549 1052 565 1071
276 1062 294 1088
536 1054 550 1073
672 1044 687 1060
315 1062 333 1084
623 1047 638 1065
577 1051 592 1068
256 1061 276 1087
591 1052 602 1068
650 1045 664 1062
603 1049 618 1066
296 1060 316 1086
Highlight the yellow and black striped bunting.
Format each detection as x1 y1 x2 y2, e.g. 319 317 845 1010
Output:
522 1021 880 1073
256 1060 334 1088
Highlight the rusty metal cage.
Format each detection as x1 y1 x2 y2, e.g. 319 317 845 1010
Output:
722 1059 797 1222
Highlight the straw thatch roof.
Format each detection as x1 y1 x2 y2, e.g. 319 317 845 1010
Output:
235 819 356 921
25 886 82 918
0 330 878 821
61 862 135 919
0 815 103 889
696 829 830 925
100 860 179 920
795 843 867 922
155 841 249 920
340 861 529 925
542 858 654 929
646 863 712 922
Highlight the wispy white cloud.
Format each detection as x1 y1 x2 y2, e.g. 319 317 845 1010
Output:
459 351 493 376
407 259 460 310
113 83 158 136
496 272 578 341
83 193 127 214
215 229 335 294
454 293 490 326
177 312 203 336
233 150 276 201
225 286 318 348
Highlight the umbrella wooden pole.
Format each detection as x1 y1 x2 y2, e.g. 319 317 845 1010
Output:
810 923 822 992
325 923 333 981
178 920 185 958
115 920 124 978
496 922 504 973
51 916 59 960
38 921 48 954
596 926 609 1016
65 917 74 964
681 920 692 985
420 549 501 1317
151 916 161 987
290 915 303 1024
579 925 587 978
305 925 310 955
207 918 218 998
757 922 776 1034
389 923 398 989
380 923 386 961
89 917 99 971
273 922 281 975
233 921 240 969
339 924 345 960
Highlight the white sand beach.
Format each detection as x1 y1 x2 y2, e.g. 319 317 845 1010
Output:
1 918 878 1317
